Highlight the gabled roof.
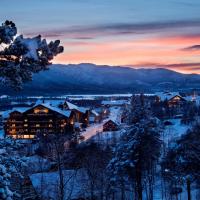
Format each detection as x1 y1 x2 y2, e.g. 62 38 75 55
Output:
91 110 99 116
102 100 129 105
1 107 30 118
155 92 185 101
8 103 72 118
40 103 71 118
76 107 89 114
103 119 120 126
168 95 186 102
64 101 79 110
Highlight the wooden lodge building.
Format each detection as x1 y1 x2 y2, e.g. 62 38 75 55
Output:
167 95 186 106
155 92 187 106
103 120 119 132
59 101 90 127
4 102 91 139
5 103 75 139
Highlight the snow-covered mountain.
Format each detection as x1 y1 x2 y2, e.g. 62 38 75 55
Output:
1 63 200 95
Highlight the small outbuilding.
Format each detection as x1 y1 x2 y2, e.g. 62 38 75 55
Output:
103 120 119 132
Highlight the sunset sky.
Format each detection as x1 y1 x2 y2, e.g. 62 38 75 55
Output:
1 0 200 73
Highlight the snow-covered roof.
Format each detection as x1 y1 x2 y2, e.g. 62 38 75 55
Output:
91 110 99 116
102 100 128 105
39 103 71 118
35 100 88 113
0 95 9 99
155 92 184 101
76 107 89 113
35 99 63 107
2 103 72 119
1 107 30 119
65 101 78 110
103 119 120 126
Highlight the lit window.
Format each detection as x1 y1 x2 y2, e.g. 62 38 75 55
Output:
24 119 28 122
36 124 40 127
23 135 35 139
12 124 16 127
24 124 28 127
34 108 49 114
49 124 53 127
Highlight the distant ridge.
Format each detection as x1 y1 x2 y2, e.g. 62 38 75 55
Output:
1 63 200 95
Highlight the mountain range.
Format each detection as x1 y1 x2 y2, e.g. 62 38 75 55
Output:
1 63 200 96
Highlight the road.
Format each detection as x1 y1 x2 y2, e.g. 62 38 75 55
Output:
82 106 122 141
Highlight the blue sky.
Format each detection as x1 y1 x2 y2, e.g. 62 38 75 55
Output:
1 0 200 73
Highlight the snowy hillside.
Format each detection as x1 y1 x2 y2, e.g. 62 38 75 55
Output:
1 63 200 95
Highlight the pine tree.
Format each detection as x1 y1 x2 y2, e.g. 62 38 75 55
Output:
108 99 162 200
162 123 200 200
0 20 63 89
0 138 27 200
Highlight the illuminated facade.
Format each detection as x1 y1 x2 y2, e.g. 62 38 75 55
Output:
5 104 74 139
103 120 119 132
167 95 186 106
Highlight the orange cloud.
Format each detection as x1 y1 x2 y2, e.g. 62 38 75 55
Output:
53 34 200 74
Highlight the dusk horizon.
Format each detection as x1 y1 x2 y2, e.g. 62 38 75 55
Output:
1 0 200 73
53 62 200 75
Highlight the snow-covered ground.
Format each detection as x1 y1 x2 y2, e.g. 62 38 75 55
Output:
25 155 52 173
152 177 199 200
0 129 4 139
82 106 122 141
30 169 89 200
162 119 190 148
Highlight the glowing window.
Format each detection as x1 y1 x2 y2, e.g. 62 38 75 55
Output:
23 135 35 139
34 108 49 114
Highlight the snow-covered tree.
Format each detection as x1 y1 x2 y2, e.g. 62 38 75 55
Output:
127 94 151 124
0 137 27 200
0 20 64 89
64 142 112 200
108 117 161 200
162 123 200 200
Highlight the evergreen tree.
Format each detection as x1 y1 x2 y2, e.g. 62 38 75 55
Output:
162 123 200 200
0 20 63 89
108 116 161 200
0 138 27 200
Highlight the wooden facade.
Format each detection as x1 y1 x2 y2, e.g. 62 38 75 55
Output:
103 120 119 132
5 104 74 139
168 95 186 106
59 101 90 127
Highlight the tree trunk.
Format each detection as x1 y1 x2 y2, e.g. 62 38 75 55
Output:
136 167 143 200
187 178 191 200
55 142 65 200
